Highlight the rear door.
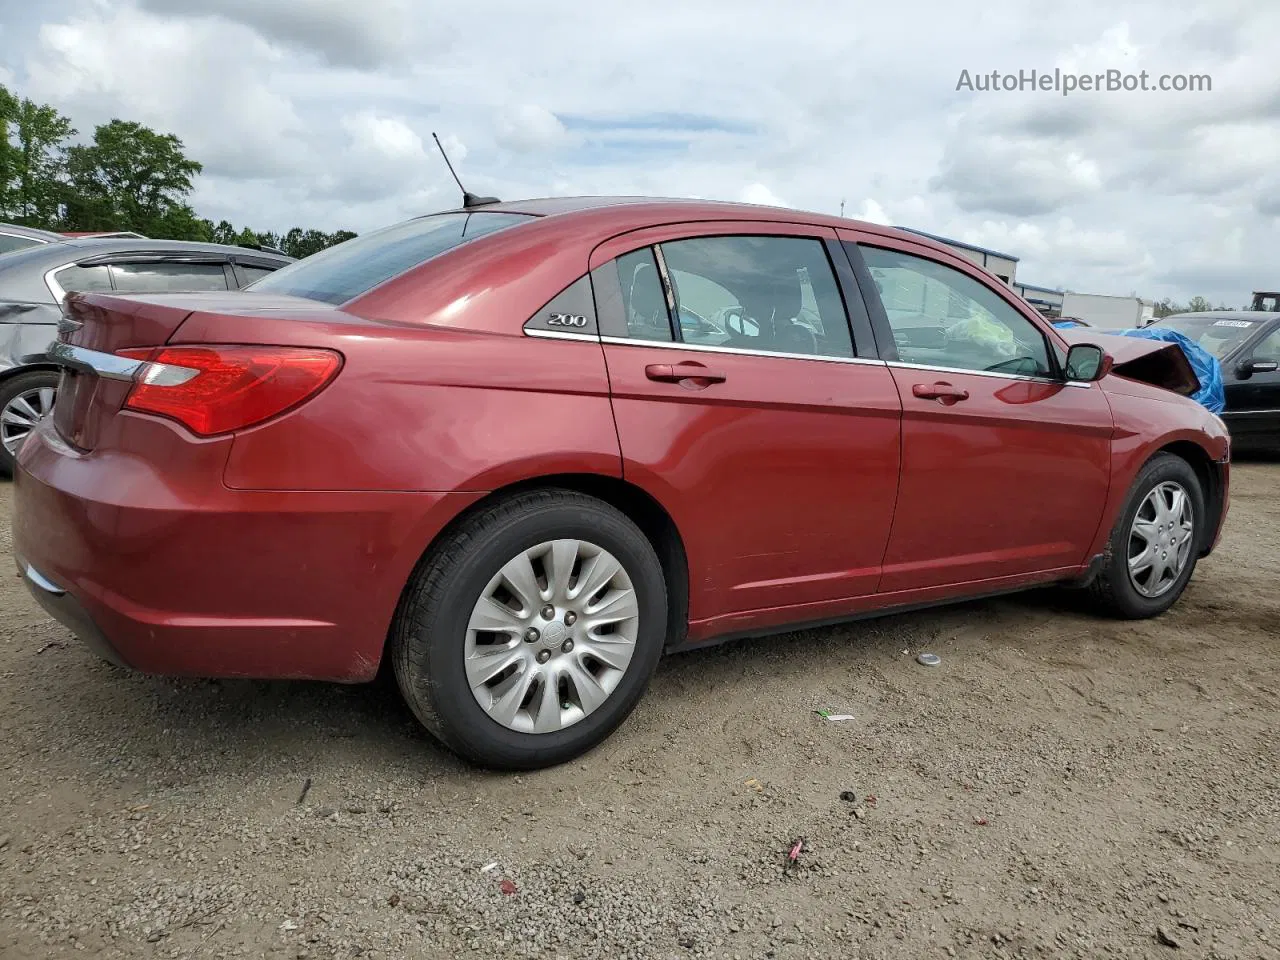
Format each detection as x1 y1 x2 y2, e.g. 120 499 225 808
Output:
841 232 1114 592
591 221 902 628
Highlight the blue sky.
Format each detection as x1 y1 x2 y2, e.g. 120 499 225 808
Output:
1 0 1277 305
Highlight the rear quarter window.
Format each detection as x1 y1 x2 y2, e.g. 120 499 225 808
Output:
247 212 533 305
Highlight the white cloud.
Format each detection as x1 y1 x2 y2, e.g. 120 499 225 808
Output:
1 0 1277 305
856 199 892 225
137 0 418 69
495 104 567 152
739 183 788 207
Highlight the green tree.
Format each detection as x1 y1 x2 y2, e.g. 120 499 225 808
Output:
63 120 202 236
0 84 75 226
1185 295 1213 313
280 227 356 258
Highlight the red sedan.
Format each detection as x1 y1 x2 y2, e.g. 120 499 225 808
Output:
13 198 1230 769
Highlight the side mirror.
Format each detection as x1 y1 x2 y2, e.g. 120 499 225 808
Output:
1064 343 1112 382
1238 358 1279 379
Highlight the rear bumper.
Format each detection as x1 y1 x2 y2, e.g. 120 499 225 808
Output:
13 421 480 681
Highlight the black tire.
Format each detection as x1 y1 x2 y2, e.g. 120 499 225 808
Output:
0 369 59 478
1088 453 1205 619
391 489 668 770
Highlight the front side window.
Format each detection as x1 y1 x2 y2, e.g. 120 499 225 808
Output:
248 211 532 305
1251 328 1280 362
862 246 1052 377
657 235 853 358
110 262 230 293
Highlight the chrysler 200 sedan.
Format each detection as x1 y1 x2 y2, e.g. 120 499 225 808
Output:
13 197 1230 769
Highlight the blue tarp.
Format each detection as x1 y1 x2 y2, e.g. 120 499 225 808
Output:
1053 322 1225 414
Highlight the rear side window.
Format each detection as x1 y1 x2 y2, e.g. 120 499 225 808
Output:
52 264 113 296
616 248 674 341
248 212 532 305
110 262 230 293
0 234 41 255
235 264 277 287
661 235 854 358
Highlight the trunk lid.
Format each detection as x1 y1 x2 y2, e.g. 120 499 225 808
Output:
52 291 359 451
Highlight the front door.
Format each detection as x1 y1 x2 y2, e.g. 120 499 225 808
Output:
1223 324 1280 451
590 222 902 630
843 235 1115 594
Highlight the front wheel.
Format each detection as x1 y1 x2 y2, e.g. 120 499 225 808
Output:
391 490 668 770
1088 453 1205 619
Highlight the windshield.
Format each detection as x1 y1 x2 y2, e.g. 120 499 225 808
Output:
248 212 533 305
1150 314 1265 358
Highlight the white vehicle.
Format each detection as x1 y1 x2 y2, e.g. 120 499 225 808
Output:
1060 293 1155 328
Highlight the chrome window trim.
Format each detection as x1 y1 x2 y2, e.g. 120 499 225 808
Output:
48 341 145 381
598 334 886 366
44 263 70 302
524 328 599 343
887 359 1091 388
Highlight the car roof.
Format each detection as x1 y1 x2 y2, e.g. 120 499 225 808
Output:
0 222 65 242
426 195 964 262
0 238 295 304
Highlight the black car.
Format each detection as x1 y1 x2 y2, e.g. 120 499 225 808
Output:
1147 311 1280 452
0 238 293 473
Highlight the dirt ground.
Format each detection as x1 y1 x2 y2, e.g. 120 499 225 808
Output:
1 466 1277 960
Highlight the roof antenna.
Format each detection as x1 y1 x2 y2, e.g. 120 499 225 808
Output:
431 132 499 209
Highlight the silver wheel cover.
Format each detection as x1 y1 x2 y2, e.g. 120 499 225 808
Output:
1127 480 1194 598
464 539 639 733
1 384 55 456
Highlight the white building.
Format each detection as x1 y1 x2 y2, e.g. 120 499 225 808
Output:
898 228 1019 285
1013 282 1065 316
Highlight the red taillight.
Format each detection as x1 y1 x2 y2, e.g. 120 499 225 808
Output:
117 345 342 436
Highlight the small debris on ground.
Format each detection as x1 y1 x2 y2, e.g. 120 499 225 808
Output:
839 790 858 803
973 817 990 826
917 653 941 666
499 879 518 896
785 837 806 871
480 862 499 874
35 641 66 654
813 708 855 721
296 777 313 805
1155 925 1182 949
386 894 400 907
744 778 763 792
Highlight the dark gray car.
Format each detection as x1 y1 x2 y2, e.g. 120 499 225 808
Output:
0 223 66 255
0 237 293 473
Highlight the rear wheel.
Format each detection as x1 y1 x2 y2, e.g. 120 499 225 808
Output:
1088 453 1204 618
0 370 58 477
391 489 667 770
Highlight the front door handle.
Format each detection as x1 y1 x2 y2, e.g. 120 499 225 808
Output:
912 381 969 404
645 362 727 386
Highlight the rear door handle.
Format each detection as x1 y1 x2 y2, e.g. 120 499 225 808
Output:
912 382 969 403
645 362 727 385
